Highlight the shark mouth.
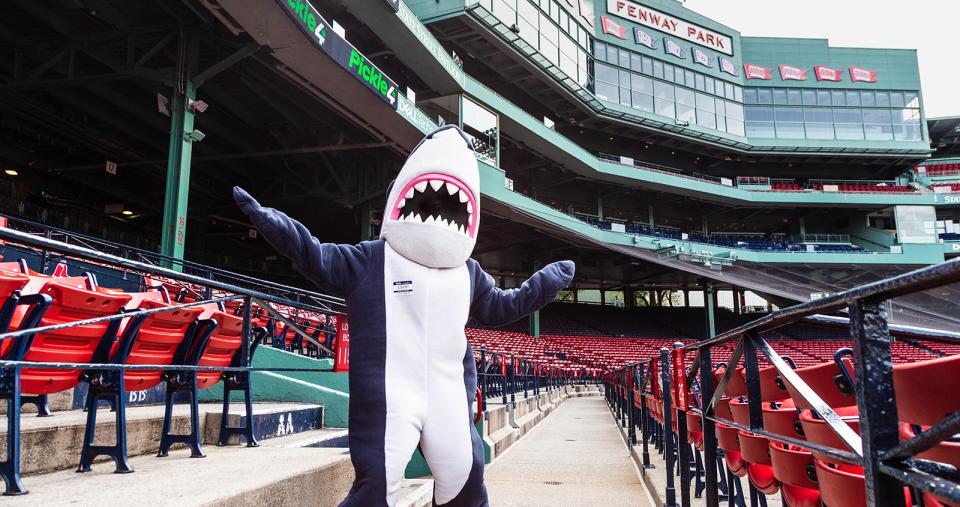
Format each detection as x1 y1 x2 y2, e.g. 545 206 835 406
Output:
389 172 478 238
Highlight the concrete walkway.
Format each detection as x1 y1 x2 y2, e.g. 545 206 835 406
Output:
485 397 653 507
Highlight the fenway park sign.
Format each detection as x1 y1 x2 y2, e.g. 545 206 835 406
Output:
606 0 732 55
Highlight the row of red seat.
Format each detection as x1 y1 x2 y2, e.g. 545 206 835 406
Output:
932 183 960 192
812 183 915 193
635 345 960 507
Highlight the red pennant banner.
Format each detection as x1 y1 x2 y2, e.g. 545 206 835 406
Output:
601 16 628 39
779 64 809 81
744 64 774 80
849 66 879 83
813 65 844 82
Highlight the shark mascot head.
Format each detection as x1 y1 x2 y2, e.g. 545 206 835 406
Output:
379 125 479 268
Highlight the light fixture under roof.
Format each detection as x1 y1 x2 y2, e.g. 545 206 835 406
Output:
122 210 133 215
4 169 17 176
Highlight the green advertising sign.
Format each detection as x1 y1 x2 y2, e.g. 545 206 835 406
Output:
278 0 398 109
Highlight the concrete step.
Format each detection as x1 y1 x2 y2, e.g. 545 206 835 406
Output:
5 428 354 506
2 402 325 476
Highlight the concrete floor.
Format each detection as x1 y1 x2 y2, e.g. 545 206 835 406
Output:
485 397 652 507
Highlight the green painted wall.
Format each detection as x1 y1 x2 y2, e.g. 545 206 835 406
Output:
198 347 351 427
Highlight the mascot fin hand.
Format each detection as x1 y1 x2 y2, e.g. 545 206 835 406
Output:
469 259 574 327
232 186 374 298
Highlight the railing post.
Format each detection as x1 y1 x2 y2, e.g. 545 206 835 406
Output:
673 343 690 507
661 348 676 507
699 347 719 507
510 354 516 404
480 350 487 401
628 365 636 445
639 363 653 470
741 334 764 431
849 299 907 507
501 354 507 407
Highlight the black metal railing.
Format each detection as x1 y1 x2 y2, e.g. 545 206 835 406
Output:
604 256 960 507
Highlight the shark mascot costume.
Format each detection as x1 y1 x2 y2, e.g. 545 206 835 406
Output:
234 125 574 507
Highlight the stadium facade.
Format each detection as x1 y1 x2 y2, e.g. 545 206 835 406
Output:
1 0 958 330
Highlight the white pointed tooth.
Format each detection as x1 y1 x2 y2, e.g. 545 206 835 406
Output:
468 214 474 226
440 218 448 228
414 213 422 222
397 198 406 209
425 215 436 225
445 182 458 195
458 189 469 203
459 224 466 234
466 201 473 214
449 220 459 233
414 181 428 193
405 188 415 199
396 213 404 222
407 212 416 221
430 179 444 192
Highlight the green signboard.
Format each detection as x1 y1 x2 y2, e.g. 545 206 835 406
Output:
279 0 398 109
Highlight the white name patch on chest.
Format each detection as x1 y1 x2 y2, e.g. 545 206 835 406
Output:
392 280 414 296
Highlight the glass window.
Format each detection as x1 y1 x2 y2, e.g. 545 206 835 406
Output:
518 0 538 22
696 92 715 113
745 106 775 122
619 49 630 69
550 1 559 22
642 56 653 76
595 81 618 101
905 91 919 108
817 90 831 105
804 107 833 123
802 89 817 105
631 74 653 94
758 88 773 104
606 45 619 65
462 97 499 165
654 80 674 101
895 124 921 141
631 53 643 72
775 107 804 122
806 123 834 140
864 123 893 141
836 123 864 140
744 88 759 104
890 91 904 108
620 87 632 107
695 73 705 91
704 77 715 95
897 108 921 124
655 97 675 117
725 82 735 100
696 109 716 128
746 121 776 138
875 91 890 107
726 102 744 121
788 89 803 105
861 90 876 107
653 60 664 79
686 70 696 88
727 119 745 137
774 89 788 104
677 104 696 123
734 86 743 103
716 114 726 132
776 122 805 138
663 64 674 83
832 90 846 106
593 41 606 60
595 63 618 84
632 92 654 112
847 90 861 107
863 109 892 125
619 69 631 88
675 87 695 106
834 109 863 124
895 206 938 244
674 68 684 86
715 98 725 117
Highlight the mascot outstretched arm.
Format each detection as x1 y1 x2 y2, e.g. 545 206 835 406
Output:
235 125 574 507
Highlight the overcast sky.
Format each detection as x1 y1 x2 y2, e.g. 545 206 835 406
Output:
681 0 958 118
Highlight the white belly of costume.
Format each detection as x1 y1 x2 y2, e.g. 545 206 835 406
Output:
383 243 473 506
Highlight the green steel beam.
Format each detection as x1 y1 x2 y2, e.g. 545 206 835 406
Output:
703 280 716 339
160 29 199 268
192 43 260 88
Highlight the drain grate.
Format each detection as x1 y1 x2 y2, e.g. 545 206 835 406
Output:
544 481 562 485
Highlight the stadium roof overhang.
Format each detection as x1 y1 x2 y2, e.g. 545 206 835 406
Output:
927 116 960 158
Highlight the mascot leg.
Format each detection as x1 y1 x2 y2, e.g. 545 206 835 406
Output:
419 348 489 507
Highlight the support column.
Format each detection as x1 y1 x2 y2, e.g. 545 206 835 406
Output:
703 280 716 340
732 288 740 314
648 202 654 227
597 195 604 221
529 310 540 338
161 30 200 268
360 200 374 241
683 289 689 307
624 289 634 309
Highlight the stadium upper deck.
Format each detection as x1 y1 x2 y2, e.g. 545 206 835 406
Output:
0 0 958 331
